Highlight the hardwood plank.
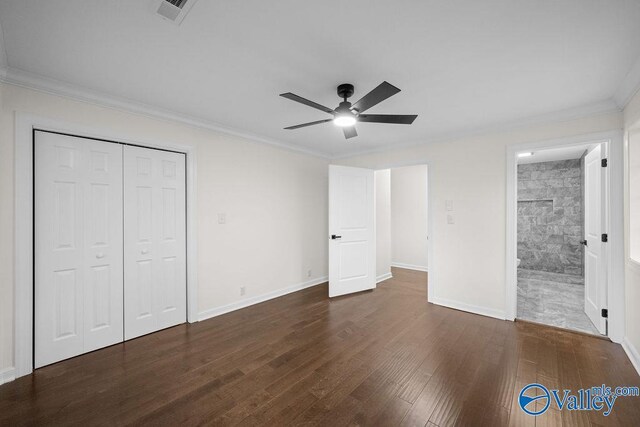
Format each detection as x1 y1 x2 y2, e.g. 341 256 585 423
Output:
0 268 638 426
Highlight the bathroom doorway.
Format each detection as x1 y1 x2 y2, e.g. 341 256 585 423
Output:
515 143 606 335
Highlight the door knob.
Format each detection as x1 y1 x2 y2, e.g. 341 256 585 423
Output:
96 253 105 259
580 240 588 246
331 235 342 240
141 249 149 254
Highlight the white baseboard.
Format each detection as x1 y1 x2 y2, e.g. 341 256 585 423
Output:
0 367 16 385
429 296 506 320
622 337 640 376
198 276 328 322
391 262 428 272
376 272 393 283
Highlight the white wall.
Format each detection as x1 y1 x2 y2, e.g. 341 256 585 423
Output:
630 129 640 262
0 82 329 376
391 165 428 271
375 170 391 279
623 88 640 374
335 111 622 319
0 82 12 381
0 20 7 69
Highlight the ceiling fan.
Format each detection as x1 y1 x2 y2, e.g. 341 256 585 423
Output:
280 82 418 140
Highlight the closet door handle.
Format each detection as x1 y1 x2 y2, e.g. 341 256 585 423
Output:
141 249 150 254
96 253 105 259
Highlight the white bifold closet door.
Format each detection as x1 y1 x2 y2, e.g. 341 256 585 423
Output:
123 145 187 340
35 131 124 368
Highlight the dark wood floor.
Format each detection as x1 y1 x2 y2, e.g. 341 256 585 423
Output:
1 268 639 426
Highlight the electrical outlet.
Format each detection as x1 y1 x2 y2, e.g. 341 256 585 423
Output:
240 286 246 296
307 269 312 278
447 214 455 224
218 213 226 224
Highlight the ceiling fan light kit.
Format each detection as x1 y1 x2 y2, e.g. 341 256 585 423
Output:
280 81 417 140
333 115 357 127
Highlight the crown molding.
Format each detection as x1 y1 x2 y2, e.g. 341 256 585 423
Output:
614 54 640 109
0 66 330 159
0 65 625 161
332 98 621 160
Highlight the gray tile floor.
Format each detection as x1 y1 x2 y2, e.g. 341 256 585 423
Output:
517 269 601 335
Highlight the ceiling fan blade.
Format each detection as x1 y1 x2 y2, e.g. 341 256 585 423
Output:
284 119 333 130
343 126 357 139
358 114 417 125
351 81 401 113
280 92 335 115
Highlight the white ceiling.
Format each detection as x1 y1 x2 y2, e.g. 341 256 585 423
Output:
1 0 640 158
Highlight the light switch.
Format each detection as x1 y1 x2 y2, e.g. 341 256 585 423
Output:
447 214 455 224
218 213 226 224
446 200 454 211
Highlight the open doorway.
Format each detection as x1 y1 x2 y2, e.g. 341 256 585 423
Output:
375 165 428 296
515 143 606 335
327 163 432 300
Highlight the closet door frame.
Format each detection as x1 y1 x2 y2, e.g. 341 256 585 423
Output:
13 113 199 379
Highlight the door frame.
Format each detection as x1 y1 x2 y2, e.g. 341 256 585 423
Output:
14 113 199 378
368 161 433 302
505 130 625 343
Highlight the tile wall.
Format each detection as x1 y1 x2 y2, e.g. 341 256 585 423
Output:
517 158 584 276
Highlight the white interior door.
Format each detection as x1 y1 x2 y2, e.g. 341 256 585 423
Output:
35 131 124 368
329 165 376 297
124 145 187 340
584 144 607 334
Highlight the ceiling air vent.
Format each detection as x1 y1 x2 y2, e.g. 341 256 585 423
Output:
156 0 199 25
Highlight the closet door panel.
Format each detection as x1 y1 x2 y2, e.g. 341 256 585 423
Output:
124 146 186 340
124 148 156 339
156 154 186 330
82 141 125 353
35 135 83 367
35 132 124 368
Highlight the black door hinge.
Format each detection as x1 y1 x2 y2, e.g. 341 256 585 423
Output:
601 233 608 242
601 158 608 167
602 308 608 318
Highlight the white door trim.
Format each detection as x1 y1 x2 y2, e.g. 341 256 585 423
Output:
505 130 625 343
14 113 199 379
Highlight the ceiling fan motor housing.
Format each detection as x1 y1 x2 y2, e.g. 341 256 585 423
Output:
337 83 354 100
335 101 353 115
